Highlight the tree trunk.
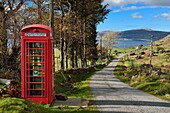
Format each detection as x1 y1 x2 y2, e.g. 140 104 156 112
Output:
75 46 78 68
60 35 64 70
37 0 42 24
83 21 87 68
64 41 68 69
65 55 68 69
60 16 64 70
108 49 112 61
80 45 84 68
70 46 75 68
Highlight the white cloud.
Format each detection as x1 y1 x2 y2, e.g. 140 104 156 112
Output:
112 6 158 13
142 0 170 6
103 0 139 7
154 13 170 20
131 13 143 18
103 0 170 7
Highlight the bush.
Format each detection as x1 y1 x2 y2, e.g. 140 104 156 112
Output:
153 83 170 95
156 47 164 53
114 50 118 53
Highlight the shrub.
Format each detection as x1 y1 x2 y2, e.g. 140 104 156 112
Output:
156 47 164 53
114 50 118 53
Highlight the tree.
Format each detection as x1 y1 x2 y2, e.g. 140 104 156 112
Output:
54 0 110 69
0 0 24 69
102 31 118 60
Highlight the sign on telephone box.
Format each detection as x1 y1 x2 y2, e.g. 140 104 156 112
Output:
21 24 55 104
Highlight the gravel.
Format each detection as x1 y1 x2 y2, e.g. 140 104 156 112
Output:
90 55 170 113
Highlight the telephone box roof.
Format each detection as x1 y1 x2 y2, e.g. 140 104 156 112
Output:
21 24 51 31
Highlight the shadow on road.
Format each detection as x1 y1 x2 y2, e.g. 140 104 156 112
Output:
94 100 170 107
100 111 132 113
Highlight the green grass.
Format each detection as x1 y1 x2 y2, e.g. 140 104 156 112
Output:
56 65 107 100
111 48 134 54
0 63 108 113
0 68 102 113
116 75 130 83
0 81 5 88
56 73 94 99
0 98 98 113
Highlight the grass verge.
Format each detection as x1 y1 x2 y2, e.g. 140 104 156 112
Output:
0 98 98 113
114 60 170 101
56 64 108 100
0 62 109 113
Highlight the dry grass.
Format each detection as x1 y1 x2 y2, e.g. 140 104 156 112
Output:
154 35 170 49
132 53 170 67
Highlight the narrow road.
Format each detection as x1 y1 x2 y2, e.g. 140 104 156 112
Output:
90 55 170 113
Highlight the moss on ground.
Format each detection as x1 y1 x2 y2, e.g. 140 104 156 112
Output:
0 98 99 113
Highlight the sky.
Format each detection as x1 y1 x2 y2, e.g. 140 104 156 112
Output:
97 0 170 32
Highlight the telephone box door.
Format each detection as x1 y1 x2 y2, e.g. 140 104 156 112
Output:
25 42 46 97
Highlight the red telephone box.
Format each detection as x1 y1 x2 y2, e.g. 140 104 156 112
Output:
21 24 55 104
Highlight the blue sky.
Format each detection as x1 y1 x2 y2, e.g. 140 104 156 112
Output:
97 0 170 32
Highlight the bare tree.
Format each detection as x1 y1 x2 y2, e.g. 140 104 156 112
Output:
0 0 24 69
102 31 118 60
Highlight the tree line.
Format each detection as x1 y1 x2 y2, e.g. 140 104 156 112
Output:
0 0 110 72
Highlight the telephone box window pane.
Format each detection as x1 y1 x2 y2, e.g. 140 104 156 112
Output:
26 68 29 75
30 50 44 55
30 64 44 70
30 90 44 96
29 43 44 48
30 56 44 62
30 84 44 89
30 78 44 82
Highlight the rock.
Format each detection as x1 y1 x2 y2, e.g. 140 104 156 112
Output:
68 75 73 83
140 52 145 55
129 52 135 56
0 79 11 85
165 50 170 53
136 55 142 59
165 94 170 98
55 94 68 101
60 82 73 88
159 49 164 54
131 76 137 82
139 64 153 75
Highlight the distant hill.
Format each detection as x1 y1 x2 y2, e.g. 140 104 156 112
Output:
98 29 170 41
119 29 170 41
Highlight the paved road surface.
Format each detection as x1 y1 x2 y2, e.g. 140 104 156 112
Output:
90 55 170 113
